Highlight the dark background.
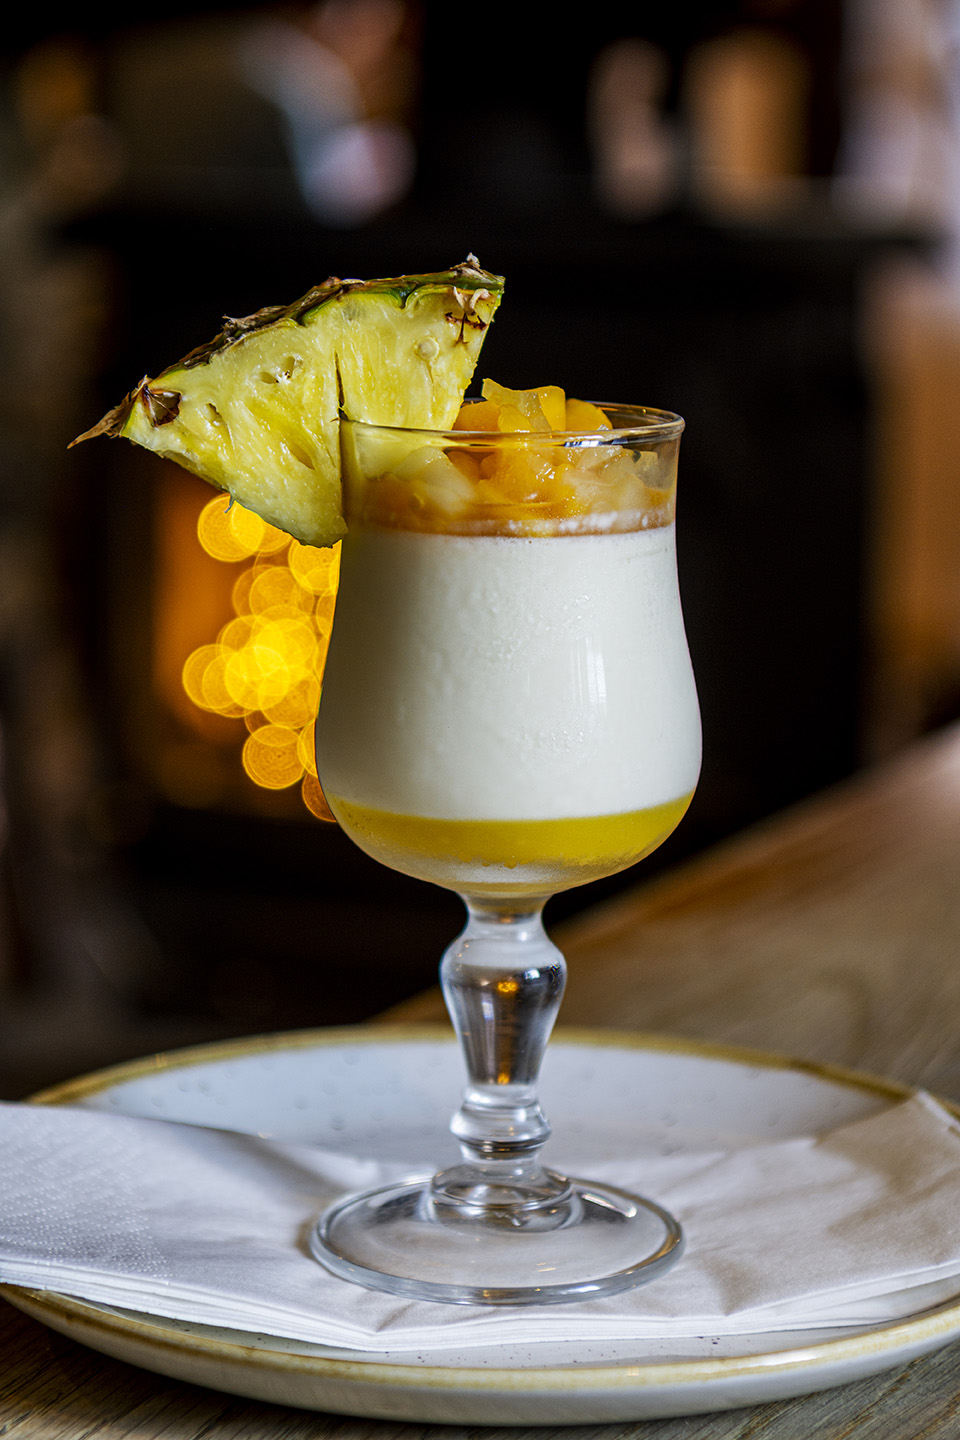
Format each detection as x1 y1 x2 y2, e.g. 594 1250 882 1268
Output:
0 0 940 1092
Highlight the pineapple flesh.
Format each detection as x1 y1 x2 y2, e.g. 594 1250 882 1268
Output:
72 259 503 548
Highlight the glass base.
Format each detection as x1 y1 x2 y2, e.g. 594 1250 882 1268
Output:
310 1170 683 1305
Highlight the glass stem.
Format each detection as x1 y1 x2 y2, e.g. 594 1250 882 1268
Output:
432 898 575 1220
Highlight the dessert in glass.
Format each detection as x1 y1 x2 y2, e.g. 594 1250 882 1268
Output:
312 394 700 1304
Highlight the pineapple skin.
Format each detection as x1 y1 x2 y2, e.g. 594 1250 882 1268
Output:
73 259 503 548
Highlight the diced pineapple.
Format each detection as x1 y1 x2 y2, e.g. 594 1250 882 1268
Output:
346 383 679 535
452 399 500 431
481 379 567 432
565 397 610 431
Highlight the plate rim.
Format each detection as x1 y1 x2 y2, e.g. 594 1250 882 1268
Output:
4 1024 957 1399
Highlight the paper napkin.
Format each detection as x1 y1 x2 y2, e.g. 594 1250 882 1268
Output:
2 1092 960 1351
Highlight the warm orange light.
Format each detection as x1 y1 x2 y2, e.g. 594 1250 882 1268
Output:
296 722 318 777
301 772 336 821
288 537 341 595
182 496 340 814
247 566 314 615
197 495 270 561
242 723 303 790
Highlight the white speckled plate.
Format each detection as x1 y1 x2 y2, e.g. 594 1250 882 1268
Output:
5 1027 960 1424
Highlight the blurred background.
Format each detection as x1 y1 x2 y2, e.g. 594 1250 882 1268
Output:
1 0 959 1095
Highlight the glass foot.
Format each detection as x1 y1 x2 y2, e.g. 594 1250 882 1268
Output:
310 1171 683 1305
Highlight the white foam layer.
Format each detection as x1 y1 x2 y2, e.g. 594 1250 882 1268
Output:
316 525 701 821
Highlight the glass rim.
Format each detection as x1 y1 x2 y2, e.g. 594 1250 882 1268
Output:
340 403 685 443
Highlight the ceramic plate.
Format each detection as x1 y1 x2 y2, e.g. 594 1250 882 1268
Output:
5 1027 960 1424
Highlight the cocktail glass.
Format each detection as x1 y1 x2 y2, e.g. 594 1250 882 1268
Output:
311 403 700 1304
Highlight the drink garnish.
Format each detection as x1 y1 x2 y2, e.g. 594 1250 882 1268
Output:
71 259 503 549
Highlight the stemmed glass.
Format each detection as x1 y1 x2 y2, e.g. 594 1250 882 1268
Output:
311 403 700 1304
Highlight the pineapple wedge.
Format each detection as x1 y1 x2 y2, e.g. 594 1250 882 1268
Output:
72 258 503 547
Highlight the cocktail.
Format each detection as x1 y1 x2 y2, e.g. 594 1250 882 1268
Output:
311 391 700 1304
72 260 699 1306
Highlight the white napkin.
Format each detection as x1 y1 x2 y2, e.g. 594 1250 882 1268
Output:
2 1091 960 1351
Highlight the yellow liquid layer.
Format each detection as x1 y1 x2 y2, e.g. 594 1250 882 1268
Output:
327 794 694 897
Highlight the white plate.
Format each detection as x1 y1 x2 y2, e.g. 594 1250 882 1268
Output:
5 1026 960 1424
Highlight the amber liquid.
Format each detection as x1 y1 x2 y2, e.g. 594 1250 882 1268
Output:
325 793 694 898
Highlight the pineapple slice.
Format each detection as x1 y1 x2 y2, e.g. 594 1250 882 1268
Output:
71 258 503 548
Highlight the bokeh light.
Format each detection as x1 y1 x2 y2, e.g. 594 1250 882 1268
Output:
182 494 339 816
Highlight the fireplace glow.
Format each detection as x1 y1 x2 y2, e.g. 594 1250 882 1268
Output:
181 493 339 819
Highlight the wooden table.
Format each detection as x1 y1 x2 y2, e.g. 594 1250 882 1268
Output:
7 723 960 1437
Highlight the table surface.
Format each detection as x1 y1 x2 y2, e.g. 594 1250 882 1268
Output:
7 723 960 1437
